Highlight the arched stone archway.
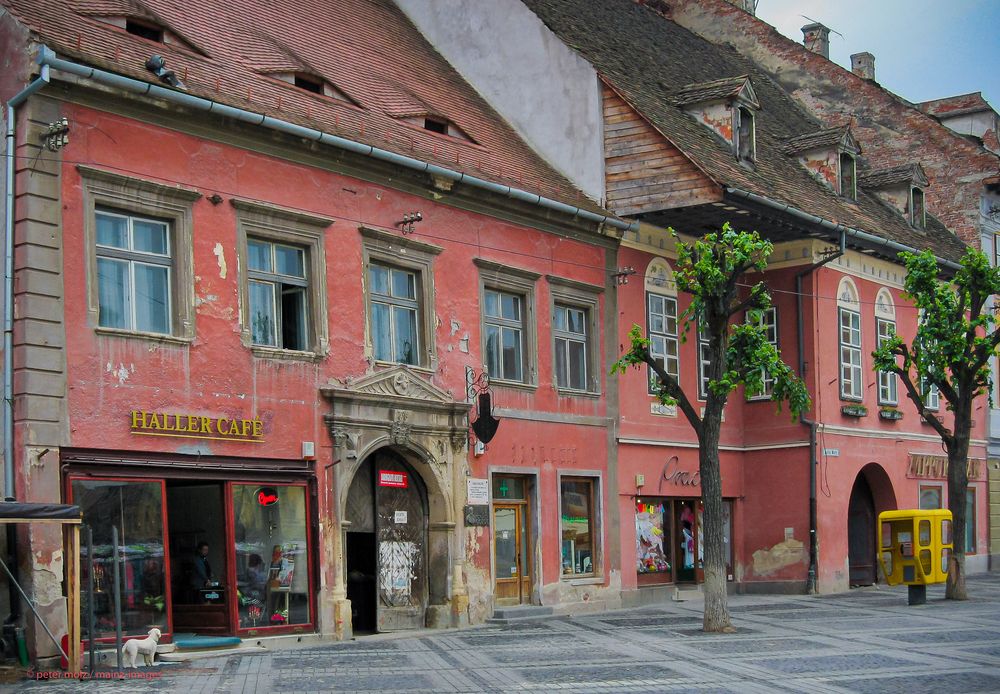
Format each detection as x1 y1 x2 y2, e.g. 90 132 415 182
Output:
848 463 897 586
321 366 471 637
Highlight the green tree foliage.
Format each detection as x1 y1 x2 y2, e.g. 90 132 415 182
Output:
613 224 809 631
873 248 1000 599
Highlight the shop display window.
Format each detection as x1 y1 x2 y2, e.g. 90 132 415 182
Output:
560 477 597 576
232 484 310 629
71 479 169 639
635 499 670 575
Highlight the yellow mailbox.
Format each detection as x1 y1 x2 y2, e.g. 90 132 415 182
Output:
877 508 952 604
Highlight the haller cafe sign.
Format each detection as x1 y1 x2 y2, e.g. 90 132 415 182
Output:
129 410 264 443
907 454 983 481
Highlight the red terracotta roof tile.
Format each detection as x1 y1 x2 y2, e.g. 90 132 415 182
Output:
4 0 603 212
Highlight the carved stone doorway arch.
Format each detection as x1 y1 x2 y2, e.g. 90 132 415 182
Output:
322 366 470 634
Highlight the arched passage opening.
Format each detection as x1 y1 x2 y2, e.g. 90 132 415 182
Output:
848 463 897 586
344 446 432 633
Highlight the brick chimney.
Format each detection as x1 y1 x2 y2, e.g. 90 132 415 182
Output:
851 52 875 80
801 22 830 59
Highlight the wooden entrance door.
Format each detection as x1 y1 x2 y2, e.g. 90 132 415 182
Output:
493 504 530 604
848 475 877 586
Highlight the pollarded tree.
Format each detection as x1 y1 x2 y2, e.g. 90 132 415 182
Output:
873 248 1000 600
612 223 810 632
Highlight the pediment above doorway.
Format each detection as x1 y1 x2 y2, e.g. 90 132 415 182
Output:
324 365 458 406
321 366 470 464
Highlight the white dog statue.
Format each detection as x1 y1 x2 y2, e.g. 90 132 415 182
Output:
122 628 161 668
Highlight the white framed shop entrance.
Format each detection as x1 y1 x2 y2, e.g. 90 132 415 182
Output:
489 470 540 606
322 366 471 634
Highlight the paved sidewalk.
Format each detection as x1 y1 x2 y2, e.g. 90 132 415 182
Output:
12 573 1000 693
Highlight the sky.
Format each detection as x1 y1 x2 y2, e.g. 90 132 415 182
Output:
754 0 999 108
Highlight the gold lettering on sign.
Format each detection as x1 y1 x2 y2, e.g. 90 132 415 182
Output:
906 454 982 480
129 410 265 443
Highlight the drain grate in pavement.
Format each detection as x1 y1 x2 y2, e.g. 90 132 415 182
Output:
882 628 1000 644
597 615 702 628
276 673 435 690
728 602 816 613
681 637 827 654
755 652 920 674
826 672 1000 694
517 663 679 684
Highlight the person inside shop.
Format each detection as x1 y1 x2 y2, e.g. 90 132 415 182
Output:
244 553 266 601
191 541 215 600
681 520 694 570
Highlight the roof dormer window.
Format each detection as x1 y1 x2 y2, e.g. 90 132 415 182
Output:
125 19 164 43
910 187 926 229
423 117 448 134
736 106 755 163
293 73 323 94
839 152 857 200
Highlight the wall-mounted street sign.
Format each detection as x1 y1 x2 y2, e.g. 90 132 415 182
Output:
130 410 264 443
378 470 409 488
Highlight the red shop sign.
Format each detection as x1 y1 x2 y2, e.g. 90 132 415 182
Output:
256 487 279 506
378 470 408 488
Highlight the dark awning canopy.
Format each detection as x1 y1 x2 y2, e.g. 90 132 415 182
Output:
0 501 82 522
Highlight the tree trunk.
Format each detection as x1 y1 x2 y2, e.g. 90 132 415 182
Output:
946 404 971 600
699 397 733 632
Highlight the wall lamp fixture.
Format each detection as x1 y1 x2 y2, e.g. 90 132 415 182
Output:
395 212 423 234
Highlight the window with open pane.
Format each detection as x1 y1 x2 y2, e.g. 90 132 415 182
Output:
370 263 420 365
646 292 678 392
247 238 308 350
484 288 524 381
95 209 172 334
554 304 588 390
839 308 862 399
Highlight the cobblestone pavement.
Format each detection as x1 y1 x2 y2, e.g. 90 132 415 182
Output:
13 573 1000 693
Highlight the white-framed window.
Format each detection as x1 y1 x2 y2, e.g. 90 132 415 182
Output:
484 288 526 382
922 377 940 411
747 307 778 400
875 289 897 406
647 293 679 392
370 263 421 365
645 258 678 394
95 209 173 335
475 259 539 387
838 278 863 401
79 166 199 343
361 226 442 368
553 304 589 391
966 488 977 554
697 323 711 400
549 276 602 395
233 199 332 359
840 308 862 400
247 239 308 350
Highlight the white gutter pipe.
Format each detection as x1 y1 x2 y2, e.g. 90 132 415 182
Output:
4 63 50 500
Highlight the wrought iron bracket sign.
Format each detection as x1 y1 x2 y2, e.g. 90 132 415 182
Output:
467 367 500 445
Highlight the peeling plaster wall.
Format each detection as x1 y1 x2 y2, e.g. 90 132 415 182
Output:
798 149 838 191
31 96 614 639
396 0 606 201
685 101 733 146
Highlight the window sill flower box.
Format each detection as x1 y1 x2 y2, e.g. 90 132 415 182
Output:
879 407 903 421
840 404 868 417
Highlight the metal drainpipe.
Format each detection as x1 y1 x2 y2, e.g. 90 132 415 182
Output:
4 64 51 625
794 230 845 595
34 46 639 235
